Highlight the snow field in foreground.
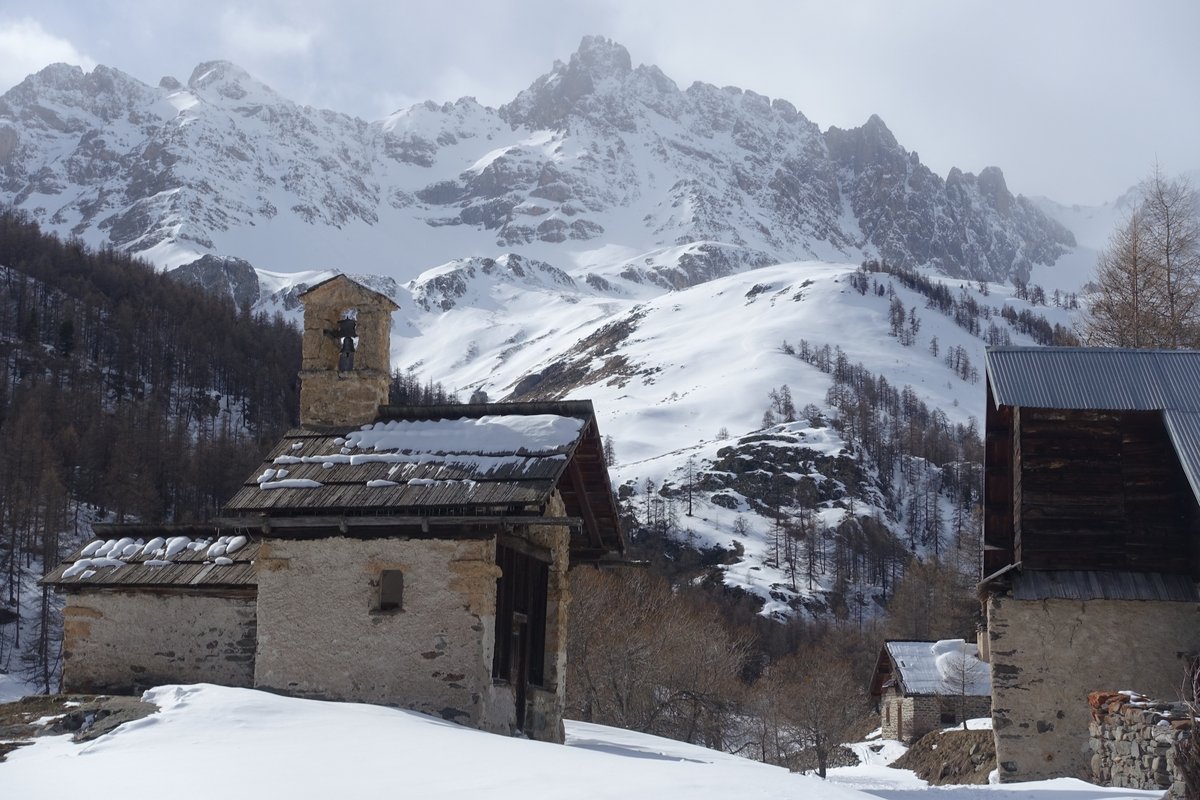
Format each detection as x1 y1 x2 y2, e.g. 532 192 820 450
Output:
0 685 1163 800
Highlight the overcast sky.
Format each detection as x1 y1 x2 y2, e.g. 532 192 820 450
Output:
1 0 1196 206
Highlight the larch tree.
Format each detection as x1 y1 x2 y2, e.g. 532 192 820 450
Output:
1083 168 1200 348
1082 208 1158 346
1142 167 1200 347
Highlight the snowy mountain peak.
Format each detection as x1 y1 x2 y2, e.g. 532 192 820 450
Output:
2 38 1076 281
186 60 285 107
572 34 634 79
501 35 635 129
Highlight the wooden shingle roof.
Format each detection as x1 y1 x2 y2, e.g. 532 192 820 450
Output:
222 400 625 562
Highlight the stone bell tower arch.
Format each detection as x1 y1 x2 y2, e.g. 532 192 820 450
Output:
297 275 399 428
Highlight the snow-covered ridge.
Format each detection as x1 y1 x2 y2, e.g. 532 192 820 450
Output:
1 37 1073 284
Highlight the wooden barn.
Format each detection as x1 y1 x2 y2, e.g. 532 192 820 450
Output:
978 347 1200 782
870 640 992 743
43 275 625 744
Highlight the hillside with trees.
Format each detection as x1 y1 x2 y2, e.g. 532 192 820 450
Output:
0 210 301 686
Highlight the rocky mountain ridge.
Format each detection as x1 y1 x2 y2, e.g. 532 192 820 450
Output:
1 36 1072 285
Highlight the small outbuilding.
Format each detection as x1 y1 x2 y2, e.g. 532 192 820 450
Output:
43 274 625 744
979 347 1200 782
870 639 992 743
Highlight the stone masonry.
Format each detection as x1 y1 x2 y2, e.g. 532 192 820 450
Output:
298 275 398 428
883 686 991 743
253 535 503 725
62 592 256 693
1089 691 1193 798
987 595 1200 782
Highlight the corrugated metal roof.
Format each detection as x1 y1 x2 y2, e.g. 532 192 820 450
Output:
43 536 259 589
986 347 1200 412
885 640 991 697
1010 569 1199 602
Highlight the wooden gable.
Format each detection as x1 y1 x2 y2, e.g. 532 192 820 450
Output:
983 350 1200 580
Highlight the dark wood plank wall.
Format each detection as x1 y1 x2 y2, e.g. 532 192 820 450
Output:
1016 409 1196 574
1118 413 1197 574
1012 407 1023 564
983 380 1014 577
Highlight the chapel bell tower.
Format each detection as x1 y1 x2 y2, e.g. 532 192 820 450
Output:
297 275 399 428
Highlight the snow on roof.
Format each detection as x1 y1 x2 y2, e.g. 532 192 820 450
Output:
224 404 592 515
222 401 624 560
346 414 584 455
885 640 991 697
43 531 258 588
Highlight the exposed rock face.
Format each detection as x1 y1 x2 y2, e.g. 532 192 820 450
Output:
826 118 1075 282
170 254 261 311
0 36 1073 290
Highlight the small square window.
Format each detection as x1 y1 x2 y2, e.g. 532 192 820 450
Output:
940 712 956 725
377 570 404 612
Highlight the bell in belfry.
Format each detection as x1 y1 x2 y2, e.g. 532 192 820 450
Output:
337 317 357 371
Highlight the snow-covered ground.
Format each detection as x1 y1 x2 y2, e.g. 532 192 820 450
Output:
0 685 1163 800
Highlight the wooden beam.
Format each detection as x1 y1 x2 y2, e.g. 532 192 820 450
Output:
566 456 603 551
215 515 582 532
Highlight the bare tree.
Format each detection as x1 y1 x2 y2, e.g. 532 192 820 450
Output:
1144 167 1200 346
938 640 989 730
769 649 867 778
567 569 751 748
1174 665 1200 798
1082 168 1200 348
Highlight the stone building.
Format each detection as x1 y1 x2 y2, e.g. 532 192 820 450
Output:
869 640 992 743
979 347 1200 782
43 274 625 743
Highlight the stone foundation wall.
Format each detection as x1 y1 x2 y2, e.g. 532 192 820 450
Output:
62 591 256 693
883 689 991 743
254 521 571 744
910 696 941 742
1089 691 1193 798
254 535 500 727
881 689 903 740
987 595 1200 783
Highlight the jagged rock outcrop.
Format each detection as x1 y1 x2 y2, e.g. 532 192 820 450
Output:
170 254 261 311
827 116 1074 281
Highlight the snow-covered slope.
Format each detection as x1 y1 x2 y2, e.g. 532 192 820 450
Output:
1 37 1073 283
1 684 1162 800
2 683 870 800
253 253 1072 617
